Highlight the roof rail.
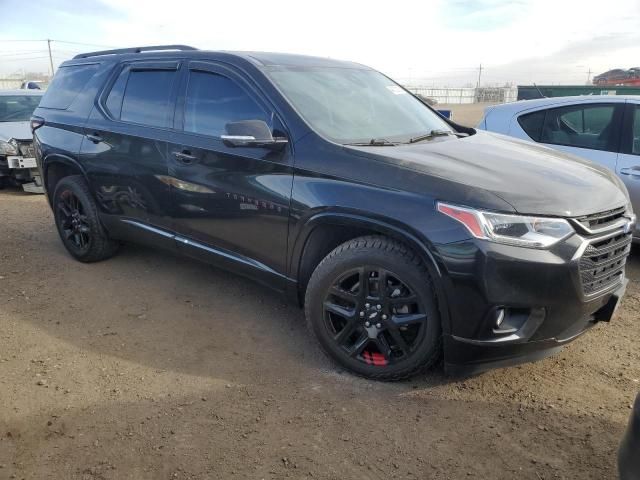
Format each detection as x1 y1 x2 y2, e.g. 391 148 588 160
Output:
73 45 198 59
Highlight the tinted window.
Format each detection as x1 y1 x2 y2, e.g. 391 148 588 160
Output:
120 70 176 128
184 71 268 137
104 68 128 119
540 104 617 152
632 107 640 155
0 95 42 122
517 110 545 141
40 64 99 110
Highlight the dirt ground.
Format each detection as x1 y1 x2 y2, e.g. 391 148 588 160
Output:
0 187 639 480
439 102 498 127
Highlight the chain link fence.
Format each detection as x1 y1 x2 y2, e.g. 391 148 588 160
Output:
405 86 517 104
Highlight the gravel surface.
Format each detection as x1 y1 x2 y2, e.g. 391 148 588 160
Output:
0 189 638 479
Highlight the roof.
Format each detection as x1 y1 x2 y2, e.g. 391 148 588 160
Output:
0 89 44 96
488 94 640 114
69 45 369 70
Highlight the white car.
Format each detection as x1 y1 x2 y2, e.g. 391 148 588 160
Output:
479 95 640 240
0 90 43 193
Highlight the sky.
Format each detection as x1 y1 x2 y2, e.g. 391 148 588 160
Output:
0 0 638 86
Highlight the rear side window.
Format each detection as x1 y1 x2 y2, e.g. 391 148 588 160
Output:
517 110 545 141
39 63 99 110
539 104 617 152
119 70 177 128
184 70 268 137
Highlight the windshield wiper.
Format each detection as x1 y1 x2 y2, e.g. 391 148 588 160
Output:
345 138 399 146
408 130 468 144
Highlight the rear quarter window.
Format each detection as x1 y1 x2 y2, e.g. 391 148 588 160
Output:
517 110 545 142
39 63 100 110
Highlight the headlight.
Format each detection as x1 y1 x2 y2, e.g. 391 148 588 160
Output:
437 202 574 248
0 140 18 155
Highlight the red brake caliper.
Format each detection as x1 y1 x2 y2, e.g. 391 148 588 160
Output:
363 351 388 366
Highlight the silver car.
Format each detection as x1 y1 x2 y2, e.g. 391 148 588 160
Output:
479 95 640 241
0 90 44 193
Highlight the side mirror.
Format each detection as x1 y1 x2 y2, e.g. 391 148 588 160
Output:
221 120 288 150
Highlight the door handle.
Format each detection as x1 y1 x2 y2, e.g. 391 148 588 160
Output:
620 167 640 177
173 150 197 165
85 132 103 144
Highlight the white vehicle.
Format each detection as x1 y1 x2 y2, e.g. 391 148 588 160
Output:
0 90 43 193
479 95 640 241
20 80 45 90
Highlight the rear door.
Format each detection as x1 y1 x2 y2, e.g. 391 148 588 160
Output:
617 102 640 231
167 61 293 284
515 103 623 170
80 60 180 245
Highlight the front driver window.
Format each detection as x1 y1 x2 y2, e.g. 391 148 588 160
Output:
184 70 269 138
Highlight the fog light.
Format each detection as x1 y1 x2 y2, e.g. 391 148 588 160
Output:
495 308 505 328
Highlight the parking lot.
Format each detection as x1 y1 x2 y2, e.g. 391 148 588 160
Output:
0 179 639 479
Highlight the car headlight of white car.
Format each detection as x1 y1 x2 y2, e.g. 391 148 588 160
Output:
437 202 574 249
0 139 18 156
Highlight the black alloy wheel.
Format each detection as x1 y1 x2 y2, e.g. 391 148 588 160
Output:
305 236 441 380
53 175 119 262
323 267 428 367
57 189 91 252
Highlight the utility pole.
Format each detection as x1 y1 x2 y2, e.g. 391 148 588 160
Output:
476 63 483 88
47 39 55 77
586 67 593 85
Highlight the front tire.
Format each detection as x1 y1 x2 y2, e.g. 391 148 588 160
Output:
53 175 119 262
305 236 441 380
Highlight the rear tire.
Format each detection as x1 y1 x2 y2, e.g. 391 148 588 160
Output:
305 235 441 381
52 175 119 262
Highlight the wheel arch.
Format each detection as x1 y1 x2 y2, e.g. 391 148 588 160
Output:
289 212 451 334
42 154 88 204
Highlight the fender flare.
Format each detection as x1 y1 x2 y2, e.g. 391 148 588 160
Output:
41 154 88 199
42 154 88 183
288 211 452 334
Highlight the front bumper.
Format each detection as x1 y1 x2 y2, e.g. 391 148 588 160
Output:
436 230 630 375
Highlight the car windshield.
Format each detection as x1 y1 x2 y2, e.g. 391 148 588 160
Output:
0 95 42 122
265 66 453 144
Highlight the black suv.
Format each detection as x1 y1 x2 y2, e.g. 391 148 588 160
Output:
33 45 635 380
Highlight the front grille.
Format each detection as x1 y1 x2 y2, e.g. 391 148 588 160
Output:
16 141 35 158
579 231 632 295
574 206 626 231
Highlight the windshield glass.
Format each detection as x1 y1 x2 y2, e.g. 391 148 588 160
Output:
0 95 42 122
266 66 452 144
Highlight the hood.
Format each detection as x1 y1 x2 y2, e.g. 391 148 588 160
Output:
347 131 628 217
0 121 32 142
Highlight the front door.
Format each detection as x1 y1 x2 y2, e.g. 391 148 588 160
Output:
168 61 293 286
617 102 640 237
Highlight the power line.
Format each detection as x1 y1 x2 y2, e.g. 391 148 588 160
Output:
0 54 51 60
0 50 46 57
0 39 117 48
52 40 118 49
0 56 50 62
